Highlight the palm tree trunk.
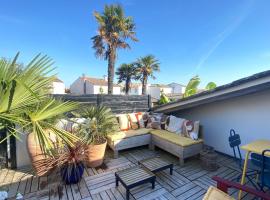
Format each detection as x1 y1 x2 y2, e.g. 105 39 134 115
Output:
125 78 131 95
107 47 116 94
142 74 147 95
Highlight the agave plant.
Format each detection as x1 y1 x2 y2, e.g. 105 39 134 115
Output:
0 53 79 155
73 106 119 145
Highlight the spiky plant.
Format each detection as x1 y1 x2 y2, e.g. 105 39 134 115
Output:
92 4 138 94
0 53 79 155
73 106 119 145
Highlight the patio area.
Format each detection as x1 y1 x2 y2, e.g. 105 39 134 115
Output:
0 146 258 200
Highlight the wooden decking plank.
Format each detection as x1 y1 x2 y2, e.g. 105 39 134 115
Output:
137 188 167 200
176 185 203 199
65 184 74 200
105 189 116 200
99 191 110 200
78 178 91 198
30 176 39 193
70 183 81 200
110 188 125 200
171 182 196 197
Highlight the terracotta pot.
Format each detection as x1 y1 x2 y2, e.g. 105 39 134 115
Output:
87 140 107 168
27 131 56 176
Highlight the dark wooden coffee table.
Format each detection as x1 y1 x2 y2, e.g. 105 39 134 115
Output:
115 166 156 200
138 157 174 175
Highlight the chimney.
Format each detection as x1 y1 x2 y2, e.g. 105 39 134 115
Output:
103 75 108 81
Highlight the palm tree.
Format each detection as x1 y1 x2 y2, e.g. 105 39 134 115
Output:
116 63 137 94
135 55 160 95
91 4 138 94
0 53 79 155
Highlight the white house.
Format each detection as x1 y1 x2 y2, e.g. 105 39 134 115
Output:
50 78 66 94
70 75 121 95
168 82 186 94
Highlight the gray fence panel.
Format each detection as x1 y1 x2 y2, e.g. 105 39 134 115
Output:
53 94 151 114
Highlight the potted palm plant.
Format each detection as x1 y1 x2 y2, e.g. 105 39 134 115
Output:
74 106 119 167
0 53 79 176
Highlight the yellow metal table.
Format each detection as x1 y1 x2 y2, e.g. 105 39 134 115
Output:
239 140 270 199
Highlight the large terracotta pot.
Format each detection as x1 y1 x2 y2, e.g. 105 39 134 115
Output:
87 140 107 168
27 132 56 176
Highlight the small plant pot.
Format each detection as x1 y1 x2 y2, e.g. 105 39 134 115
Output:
61 162 84 184
87 140 107 168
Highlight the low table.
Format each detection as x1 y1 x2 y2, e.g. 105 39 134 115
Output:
138 157 174 175
115 166 156 200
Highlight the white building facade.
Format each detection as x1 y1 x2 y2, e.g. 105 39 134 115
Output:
51 78 66 94
70 75 121 95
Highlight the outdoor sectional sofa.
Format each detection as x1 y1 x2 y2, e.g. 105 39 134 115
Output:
107 126 203 165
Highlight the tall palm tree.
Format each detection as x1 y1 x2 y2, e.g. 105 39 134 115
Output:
116 63 137 94
91 4 138 94
136 55 160 95
0 53 79 155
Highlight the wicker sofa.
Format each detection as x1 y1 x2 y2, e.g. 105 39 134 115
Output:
107 127 203 165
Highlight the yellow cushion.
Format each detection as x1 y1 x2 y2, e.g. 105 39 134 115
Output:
203 186 235 200
150 130 203 147
107 128 152 141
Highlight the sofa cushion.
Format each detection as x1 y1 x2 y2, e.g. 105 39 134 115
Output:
202 186 235 200
107 128 152 142
167 115 185 134
116 114 130 131
150 130 203 147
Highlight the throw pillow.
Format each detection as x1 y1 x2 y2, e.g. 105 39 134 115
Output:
117 114 130 131
167 115 185 134
146 116 161 129
135 112 145 128
183 120 200 140
160 114 169 130
128 113 139 130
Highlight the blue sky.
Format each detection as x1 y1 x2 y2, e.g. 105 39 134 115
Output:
1 0 270 88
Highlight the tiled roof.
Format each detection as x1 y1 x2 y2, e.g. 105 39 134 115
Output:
82 76 120 87
53 77 64 83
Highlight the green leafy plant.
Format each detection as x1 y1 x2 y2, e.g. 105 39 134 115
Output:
205 82 217 90
116 63 138 94
135 55 160 95
73 106 119 145
183 76 217 98
0 53 79 155
92 4 138 94
158 92 170 105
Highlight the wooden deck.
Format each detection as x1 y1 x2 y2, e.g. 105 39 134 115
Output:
0 146 259 200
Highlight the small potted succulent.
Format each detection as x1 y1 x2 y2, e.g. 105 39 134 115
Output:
58 142 87 184
74 106 119 167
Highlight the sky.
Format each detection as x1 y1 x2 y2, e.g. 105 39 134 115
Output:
1 0 270 88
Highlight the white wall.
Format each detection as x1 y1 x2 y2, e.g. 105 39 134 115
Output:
175 90 270 157
16 134 31 168
70 78 84 95
148 87 161 99
52 82 65 94
160 87 172 94
93 85 121 94
169 83 185 94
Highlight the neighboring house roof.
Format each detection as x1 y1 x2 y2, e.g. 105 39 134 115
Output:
82 76 120 87
150 84 171 88
168 82 186 87
152 70 270 113
53 77 64 83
